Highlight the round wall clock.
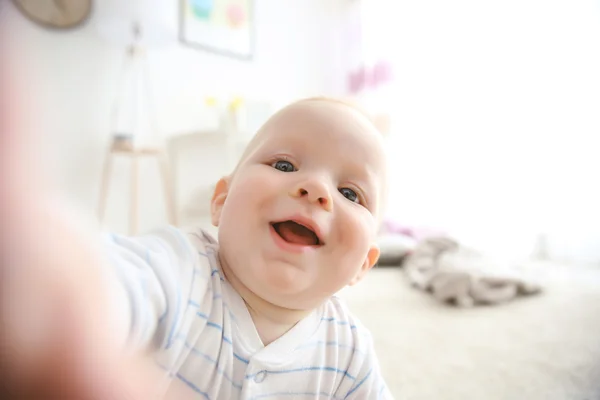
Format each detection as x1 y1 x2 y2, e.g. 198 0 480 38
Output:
12 0 92 30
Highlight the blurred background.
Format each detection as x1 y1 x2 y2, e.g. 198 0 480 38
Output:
3 0 599 266
3 1 600 399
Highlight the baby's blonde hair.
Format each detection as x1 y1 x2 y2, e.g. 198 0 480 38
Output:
233 96 382 172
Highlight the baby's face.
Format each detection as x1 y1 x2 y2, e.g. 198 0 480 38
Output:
212 100 386 310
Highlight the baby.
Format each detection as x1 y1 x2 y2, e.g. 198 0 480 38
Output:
1 95 393 399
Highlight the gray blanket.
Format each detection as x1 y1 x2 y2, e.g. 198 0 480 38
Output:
403 237 542 307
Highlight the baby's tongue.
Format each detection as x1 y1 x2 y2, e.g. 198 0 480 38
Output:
276 221 317 246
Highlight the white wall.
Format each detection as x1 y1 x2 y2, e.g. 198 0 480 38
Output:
5 0 342 234
362 0 600 265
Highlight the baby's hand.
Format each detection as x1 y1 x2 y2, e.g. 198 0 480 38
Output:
0 68 155 399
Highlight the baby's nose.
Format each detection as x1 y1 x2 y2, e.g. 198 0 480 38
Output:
291 179 333 211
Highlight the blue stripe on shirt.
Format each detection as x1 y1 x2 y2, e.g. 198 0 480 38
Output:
187 284 237 322
207 321 222 330
321 317 357 329
295 340 365 355
233 352 249 364
158 361 221 398
179 339 243 390
189 299 201 308
181 312 249 364
252 391 338 399
187 292 222 309
176 324 250 364
175 372 211 399
345 367 373 398
246 366 356 381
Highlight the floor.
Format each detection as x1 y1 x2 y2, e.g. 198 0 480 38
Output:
337 262 600 400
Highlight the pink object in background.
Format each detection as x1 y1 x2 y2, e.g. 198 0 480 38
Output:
348 60 393 94
227 4 245 28
382 219 446 242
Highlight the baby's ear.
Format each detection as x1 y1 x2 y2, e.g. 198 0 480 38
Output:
211 177 229 227
349 244 380 286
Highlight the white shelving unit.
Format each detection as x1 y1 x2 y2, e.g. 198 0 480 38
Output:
166 98 272 229
166 128 252 228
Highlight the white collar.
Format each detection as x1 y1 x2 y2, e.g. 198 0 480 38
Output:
222 275 323 365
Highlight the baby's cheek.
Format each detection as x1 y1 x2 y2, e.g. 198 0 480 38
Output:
228 175 261 204
336 212 372 256
236 168 272 191
243 171 284 206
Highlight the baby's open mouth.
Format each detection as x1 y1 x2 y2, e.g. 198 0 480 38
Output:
271 221 323 246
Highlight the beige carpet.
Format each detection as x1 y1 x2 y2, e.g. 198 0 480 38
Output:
337 262 600 400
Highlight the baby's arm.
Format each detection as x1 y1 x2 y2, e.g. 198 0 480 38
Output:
0 90 204 399
104 227 203 352
0 67 159 398
0 175 158 399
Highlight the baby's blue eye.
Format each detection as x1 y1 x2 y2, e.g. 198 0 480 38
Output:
272 160 296 172
339 187 359 203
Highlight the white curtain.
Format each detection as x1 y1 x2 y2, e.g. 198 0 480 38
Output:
349 0 600 265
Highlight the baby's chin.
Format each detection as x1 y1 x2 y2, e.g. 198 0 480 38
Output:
237 268 324 308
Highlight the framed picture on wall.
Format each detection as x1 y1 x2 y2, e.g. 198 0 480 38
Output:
179 0 254 60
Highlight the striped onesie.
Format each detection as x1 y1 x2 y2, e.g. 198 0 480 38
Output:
106 226 393 399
